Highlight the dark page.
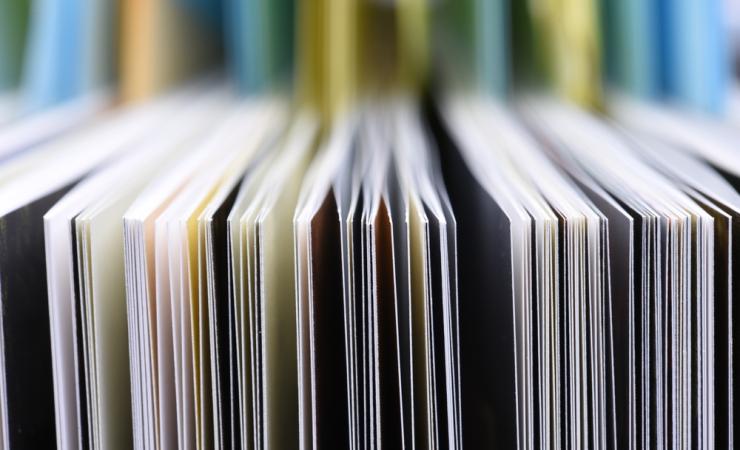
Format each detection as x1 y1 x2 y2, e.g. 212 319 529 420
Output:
207 180 242 450
309 191 350 448
430 104 517 448
0 186 76 449
374 199 403 448
71 214 90 450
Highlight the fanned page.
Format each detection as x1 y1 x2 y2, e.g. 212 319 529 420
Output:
243 113 317 450
523 98 717 449
3 2 740 449
0 85 204 450
4 89 740 449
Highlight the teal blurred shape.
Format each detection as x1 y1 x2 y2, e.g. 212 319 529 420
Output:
225 0 295 95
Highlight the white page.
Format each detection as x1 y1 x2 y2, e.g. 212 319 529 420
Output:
134 99 280 450
394 101 463 450
199 101 283 450
248 113 316 450
481 100 616 449
123 90 247 450
42 86 207 450
45 171 116 450
0 91 108 161
526 96 715 449
227 150 278 450
168 101 282 450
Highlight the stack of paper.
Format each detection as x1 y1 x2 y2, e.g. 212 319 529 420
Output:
0 1 739 450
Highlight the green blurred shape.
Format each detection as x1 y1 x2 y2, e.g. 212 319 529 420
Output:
0 0 31 91
436 0 508 97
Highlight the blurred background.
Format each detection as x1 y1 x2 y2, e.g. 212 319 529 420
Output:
1 0 739 124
